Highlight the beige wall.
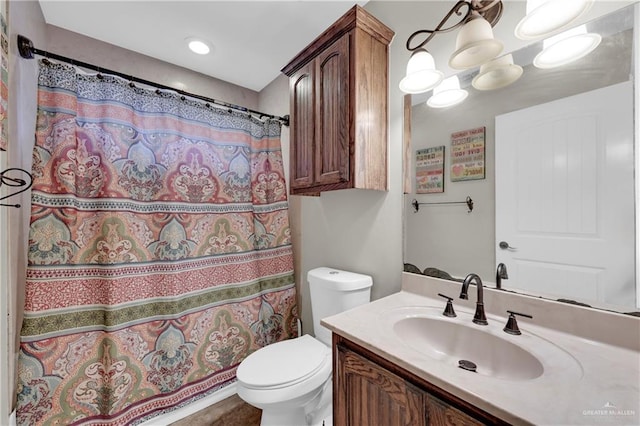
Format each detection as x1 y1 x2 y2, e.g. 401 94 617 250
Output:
4 0 47 419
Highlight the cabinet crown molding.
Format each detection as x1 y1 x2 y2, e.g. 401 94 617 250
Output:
281 5 395 76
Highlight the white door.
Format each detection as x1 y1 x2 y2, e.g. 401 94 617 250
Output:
495 81 636 309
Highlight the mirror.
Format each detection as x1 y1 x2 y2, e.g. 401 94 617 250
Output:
403 4 638 313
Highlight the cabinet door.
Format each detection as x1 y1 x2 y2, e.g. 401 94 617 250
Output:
289 62 315 190
336 345 426 426
427 394 485 426
315 34 350 186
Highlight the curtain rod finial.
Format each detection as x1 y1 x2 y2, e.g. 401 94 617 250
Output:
18 35 35 59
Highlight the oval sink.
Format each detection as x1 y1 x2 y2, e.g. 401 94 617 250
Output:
383 306 583 382
394 316 543 380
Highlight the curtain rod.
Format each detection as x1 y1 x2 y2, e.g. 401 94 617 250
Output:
17 34 290 127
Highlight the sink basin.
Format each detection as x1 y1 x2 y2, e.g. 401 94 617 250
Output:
394 315 543 380
383 306 583 382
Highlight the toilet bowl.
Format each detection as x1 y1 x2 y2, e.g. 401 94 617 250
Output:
237 335 332 425
236 267 373 426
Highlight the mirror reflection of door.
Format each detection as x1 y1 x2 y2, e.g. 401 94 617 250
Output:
495 81 636 309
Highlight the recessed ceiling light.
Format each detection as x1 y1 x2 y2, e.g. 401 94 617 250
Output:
186 37 211 55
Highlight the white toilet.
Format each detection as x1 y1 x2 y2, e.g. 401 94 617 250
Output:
236 267 373 426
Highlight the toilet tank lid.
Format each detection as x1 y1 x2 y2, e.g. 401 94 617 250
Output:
307 267 373 290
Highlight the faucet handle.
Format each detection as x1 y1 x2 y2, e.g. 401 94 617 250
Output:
503 310 533 335
437 293 457 317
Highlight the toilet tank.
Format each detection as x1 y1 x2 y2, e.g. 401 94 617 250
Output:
308 267 373 346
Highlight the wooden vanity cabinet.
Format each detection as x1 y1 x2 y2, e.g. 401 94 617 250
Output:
334 335 509 426
281 6 394 195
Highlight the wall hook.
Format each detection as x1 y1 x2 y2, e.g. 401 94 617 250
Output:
0 168 33 208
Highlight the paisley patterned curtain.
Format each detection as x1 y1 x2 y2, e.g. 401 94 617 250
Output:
16 61 297 425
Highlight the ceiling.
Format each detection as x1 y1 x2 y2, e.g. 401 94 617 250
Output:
38 0 367 92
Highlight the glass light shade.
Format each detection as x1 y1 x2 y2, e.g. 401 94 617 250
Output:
472 54 523 91
399 49 444 94
449 17 503 70
427 76 468 108
533 25 601 69
515 0 594 40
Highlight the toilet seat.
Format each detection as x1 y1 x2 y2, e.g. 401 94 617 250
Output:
237 334 330 390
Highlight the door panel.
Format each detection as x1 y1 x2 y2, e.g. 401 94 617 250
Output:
316 35 350 185
496 82 635 308
290 63 315 189
336 345 425 426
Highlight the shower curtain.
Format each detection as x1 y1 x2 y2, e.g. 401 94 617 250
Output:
16 61 297 425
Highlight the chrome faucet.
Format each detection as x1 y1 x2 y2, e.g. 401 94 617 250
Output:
496 263 508 289
459 273 488 325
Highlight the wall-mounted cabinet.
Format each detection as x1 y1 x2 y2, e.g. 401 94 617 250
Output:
282 6 394 195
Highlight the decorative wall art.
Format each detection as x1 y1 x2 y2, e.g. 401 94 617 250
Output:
416 146 445 193
450 126 485 182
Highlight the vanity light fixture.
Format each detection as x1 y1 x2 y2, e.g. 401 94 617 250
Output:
515 0 594 40
472 53 523 91
448 12 503 70
400 0 504 94
186 37 212 55
427 76 468 108
399 49 444 94
533 25 601 69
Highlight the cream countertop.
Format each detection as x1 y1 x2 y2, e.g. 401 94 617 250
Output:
322 273 640 425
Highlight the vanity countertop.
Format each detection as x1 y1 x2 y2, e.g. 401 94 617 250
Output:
322 273 640 425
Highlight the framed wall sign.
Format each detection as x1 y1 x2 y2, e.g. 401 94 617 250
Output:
416 146 445 193
451 127 485 182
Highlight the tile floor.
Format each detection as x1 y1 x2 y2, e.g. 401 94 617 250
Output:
169 394 261 426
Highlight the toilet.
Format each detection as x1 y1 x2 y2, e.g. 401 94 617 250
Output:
236 267 373 426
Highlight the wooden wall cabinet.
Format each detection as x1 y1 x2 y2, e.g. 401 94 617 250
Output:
334 335 510 426
282 6 394 195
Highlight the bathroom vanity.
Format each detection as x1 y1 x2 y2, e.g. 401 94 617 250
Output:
334 334 505 425
323 273 640 425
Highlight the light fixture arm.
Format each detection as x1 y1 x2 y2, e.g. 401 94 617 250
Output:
473 0 501 14
405 0 503 52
